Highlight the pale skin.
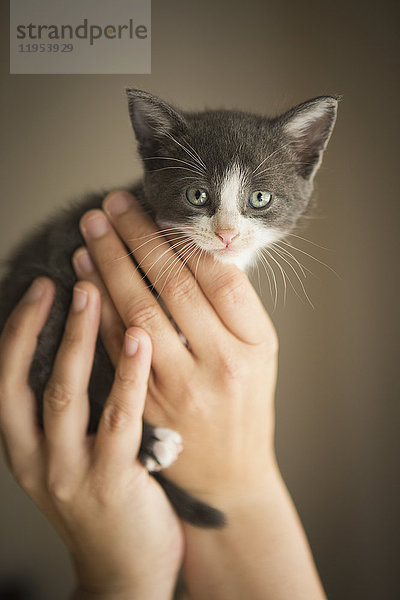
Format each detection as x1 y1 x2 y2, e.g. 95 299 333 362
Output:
0 190 327 599
0 280 183 600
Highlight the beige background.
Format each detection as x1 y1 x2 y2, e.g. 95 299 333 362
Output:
1 1 399 598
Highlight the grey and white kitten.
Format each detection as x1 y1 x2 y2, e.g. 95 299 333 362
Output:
0 90 337 527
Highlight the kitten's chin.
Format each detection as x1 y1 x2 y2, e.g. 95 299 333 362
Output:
209 248 256 271
211 248 241 262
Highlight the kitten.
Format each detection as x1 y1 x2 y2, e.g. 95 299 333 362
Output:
0 89 337 527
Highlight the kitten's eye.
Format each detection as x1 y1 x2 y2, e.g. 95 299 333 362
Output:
248 190 273 209
186 188 209 207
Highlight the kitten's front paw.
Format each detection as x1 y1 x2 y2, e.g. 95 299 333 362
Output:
141 427 183 473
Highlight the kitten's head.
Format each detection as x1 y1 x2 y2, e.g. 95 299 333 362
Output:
126 89 338 269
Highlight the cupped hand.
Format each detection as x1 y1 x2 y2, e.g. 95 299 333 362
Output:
74 191 279 511
0 277 183 600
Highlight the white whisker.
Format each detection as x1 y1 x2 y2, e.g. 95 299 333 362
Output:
256 250 271 299
258 251 278 310
251 255 262 294
154 243 197 297
254 161 309 178
172 246 199 289
129 232 186 255
193 247 205 282
272 242 310 278
286 232 333 251
150 166 205 176
173 175 204 182
133 239 193 289
280 240 340 278
137 237 191 274
143 156 205 173
164 131 207 173
112 233 187 265
267 247 314 308
263 249 288 306
183 139 208 171
252 140 294 175
133 227 183 236
152 252 184 292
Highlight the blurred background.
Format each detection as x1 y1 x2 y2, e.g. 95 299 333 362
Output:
0 1 399 598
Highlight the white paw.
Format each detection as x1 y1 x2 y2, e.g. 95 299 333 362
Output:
144 428 183 473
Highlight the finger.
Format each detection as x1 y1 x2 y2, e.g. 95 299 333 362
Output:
72 246 124 367
102 191 228 356
185 253 274 345
0 277 55 394
43 282 100 466
93 327 152 475
0 278 55 465
79 208 192 377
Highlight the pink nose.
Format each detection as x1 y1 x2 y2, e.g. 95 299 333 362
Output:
215 229 239 247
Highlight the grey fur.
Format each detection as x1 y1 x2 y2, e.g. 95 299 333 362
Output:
0 90 337 527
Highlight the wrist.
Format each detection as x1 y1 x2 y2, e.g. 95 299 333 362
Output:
71 542 181 600
73 567 178 600
182 462 326 600
74 581 175 600
183 453 281 519
74 588 134 600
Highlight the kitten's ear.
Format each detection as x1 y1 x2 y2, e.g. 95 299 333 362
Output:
126 89 187 154
281 96 338 180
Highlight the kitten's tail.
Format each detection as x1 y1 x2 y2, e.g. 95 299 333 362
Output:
153 473 226 528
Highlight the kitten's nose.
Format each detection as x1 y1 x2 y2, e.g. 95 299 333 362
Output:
215 229 239 247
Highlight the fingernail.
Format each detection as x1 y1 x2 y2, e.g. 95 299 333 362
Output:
82 213 109 239
24 279 44 303
74 248 94 273
104 191 132 217
125 333 139 356
72 287 88 313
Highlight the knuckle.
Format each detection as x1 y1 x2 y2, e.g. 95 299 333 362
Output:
163 272 196 305
44 378 75 413
46 476 73 503
180 384 198 409
90 471 125 507
219 355 243 384
210 269 247 306
126 300 160 330
88 472 108 504
101 396 132 433
14 466 37 494
212 344 248 389
254 322 279 357
61 326 83 351
2 316 26 343
115 365 140 391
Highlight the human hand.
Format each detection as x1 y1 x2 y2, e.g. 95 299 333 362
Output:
74 190 279 513
0 277 183 600
73 192 328 600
